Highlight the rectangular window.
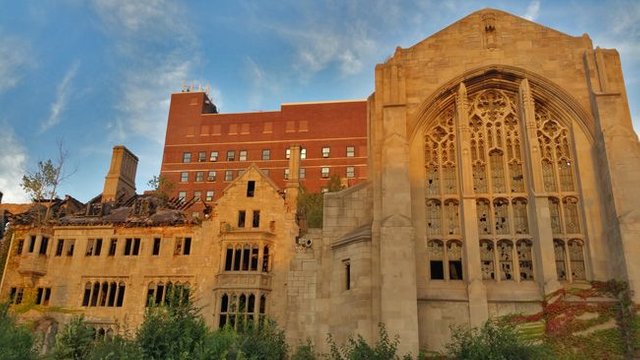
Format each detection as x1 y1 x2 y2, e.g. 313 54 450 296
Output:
207 170 216 181
16 239 24 255
430 261 444 280
39 236 49 255
210 151 218 162
124 238 132 256
55 239 64 256
152 238 161 256
262 149 271 160
346 146 355 157
66 239 75 256
225 170 233 181
94 239 102 256
247 181 255 197
108 239 117 256
12 288 24 305
198 151 206 162
346 166 355 178
299 168 306 179
36 287 51 306
225 248 233 271
180 172 189 183
285 148 291 159
322 147 330 158
28 235 36 253
178 191 187 201
321 167 330 178
206 191 214 201
344 260 351 290
226 150 235 161
238 210 246 228
86 238 103 256
301 148 307 159
239 150 248 161
284 168 290 180
182 152 192 163
132 238 140 256
194 191 201 201
195 171 204 182
252 210 260 228
174 237 192 255
86 239 95 256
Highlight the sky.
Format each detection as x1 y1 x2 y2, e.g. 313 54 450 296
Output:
0 0 638 203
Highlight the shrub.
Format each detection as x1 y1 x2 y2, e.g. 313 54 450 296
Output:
0 302 37 360
445 320 552 360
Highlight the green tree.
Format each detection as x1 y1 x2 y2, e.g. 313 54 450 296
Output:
136 299 207 359
0 302 37 360
327 324 410 360
86 335 143 360
147 174 175 201
445 320 552 360
51 316 95 360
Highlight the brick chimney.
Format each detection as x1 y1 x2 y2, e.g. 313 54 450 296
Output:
102 146 138 202
285 144 301 209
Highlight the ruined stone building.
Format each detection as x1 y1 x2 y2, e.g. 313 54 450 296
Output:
1 9 639 354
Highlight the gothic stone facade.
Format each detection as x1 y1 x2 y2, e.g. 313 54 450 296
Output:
1 9 639 355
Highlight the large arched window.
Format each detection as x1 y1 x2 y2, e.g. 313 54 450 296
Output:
424 85 588 284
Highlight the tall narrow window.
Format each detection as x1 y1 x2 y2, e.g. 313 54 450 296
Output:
28 235 36 253
153 238 161 256
225 247 233 271
344 260 351 290
116 282 125 307
568 240 586 280
262 247 270 273
447 241 463 280
219 294 229 328
247 181 255 197
554 240 567 280
39 236 49 255
67 239 75 256
250 246 259 271
183 238 191 255
16 239 24 255
252 210 260 228
428 240 444 280
426 200 442 235
55 239 64 256
498 240 514 280
108 239 117 256
124 238 132 256
480 240 495 280
132 238 141 256
517 240 534 280
233 211 245 229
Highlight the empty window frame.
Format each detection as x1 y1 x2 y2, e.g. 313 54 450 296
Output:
224 244 262 272
85 238 103 256
35 287 51 306
239 150 248 161
180 172 189 183
210 151 219 162
39 236 49 255
65 239 75 256
108 239 117 256
346 146 355 157
16 239 24 255
262 149 271 160
247 181 255 197
344 259 351 290
152 238 161 256
238 210 246 228
55 239 64 256
124 238 141 256
174 237 192 255
28 235 36 253
226 151 235 161
195 171 204 182
9 287 24 304
252 210 260 228
182 152 192 163
322 147 330 158
218 292 265 329
82 281 126 307
321 167 330 178
427 240 464 280
146 281 190 307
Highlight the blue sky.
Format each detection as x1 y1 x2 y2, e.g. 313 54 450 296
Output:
1 0 638 203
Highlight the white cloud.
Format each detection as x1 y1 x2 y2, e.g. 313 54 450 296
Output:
0 123 29 203
40 61 80 133
0 33 32 93
523 0 541 21
91 0 188 38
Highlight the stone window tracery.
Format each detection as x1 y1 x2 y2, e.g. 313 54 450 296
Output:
517 240 534 280
480 240 495 280
554 239 567 280
218 292 266 329
427 239 463 280
568 239 586 280
498 240 514 280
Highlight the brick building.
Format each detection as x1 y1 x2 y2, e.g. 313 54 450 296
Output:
160 93 367 211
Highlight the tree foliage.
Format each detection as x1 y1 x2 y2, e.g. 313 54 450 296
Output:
147 175 175 201
445 320 552 360
51 316 95 360
297 174 345 230
0 302 37 360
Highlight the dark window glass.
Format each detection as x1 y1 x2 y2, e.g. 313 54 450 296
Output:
247 181 255 197
430 261 444 280
153 238 161 256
